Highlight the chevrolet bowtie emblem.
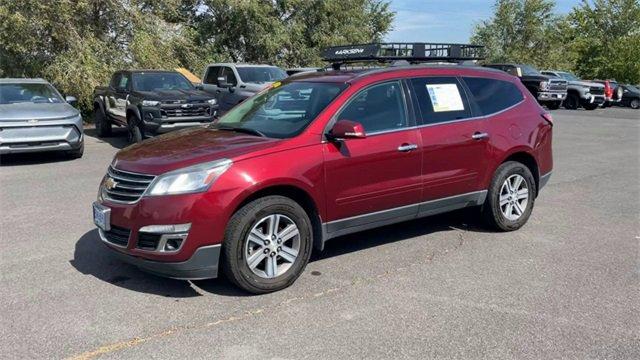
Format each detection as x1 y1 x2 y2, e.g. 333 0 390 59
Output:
104 177 118 190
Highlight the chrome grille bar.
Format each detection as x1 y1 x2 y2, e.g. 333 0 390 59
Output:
102 166 156 203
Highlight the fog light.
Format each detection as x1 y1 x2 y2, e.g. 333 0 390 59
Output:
164 238 183 251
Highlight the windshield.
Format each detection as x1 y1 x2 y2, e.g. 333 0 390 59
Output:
213 81 347 138
626 85 640 92
520 65 542 76
557 72 580 81
0 83 63 104
132 73 193 92
237 67 287 83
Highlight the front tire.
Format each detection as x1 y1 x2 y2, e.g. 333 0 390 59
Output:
94 107 112 137
563 93 579 110
482 161 536 231
583 102 599 110
221 196 313 294
127 117 144 143
546 101 561 110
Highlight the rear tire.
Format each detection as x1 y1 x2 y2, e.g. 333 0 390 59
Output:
221 196 313 294
482 161 536 231
94 107 112 137
563 93 579 110
546 101 561 110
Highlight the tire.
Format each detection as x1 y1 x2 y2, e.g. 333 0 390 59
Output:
583 103 598 110
66 141 84 159
482 161 536 231
127 116 144 143
546 101 561 110
94 107 112 137
563 93 579 110
221 195 313 294
630 99 640 109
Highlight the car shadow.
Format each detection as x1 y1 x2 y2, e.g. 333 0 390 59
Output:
71 208 493 298
84 127 130 150
0 151 77 166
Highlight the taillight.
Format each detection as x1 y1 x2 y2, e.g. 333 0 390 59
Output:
541 112 553 126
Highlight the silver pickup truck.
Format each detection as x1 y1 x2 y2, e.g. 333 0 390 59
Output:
0 78 83 158
541 71 606 110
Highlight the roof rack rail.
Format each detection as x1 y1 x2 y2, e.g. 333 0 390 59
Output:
321 42 484 70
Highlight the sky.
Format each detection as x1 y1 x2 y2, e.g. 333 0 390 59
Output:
386 0 581 44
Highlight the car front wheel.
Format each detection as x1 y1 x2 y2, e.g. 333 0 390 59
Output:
630 99 639 109
482 161 536 231
221 195 313 294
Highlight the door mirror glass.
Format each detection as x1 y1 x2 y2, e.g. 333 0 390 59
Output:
65 96 77 106
328 119 366 140
217 76 232 88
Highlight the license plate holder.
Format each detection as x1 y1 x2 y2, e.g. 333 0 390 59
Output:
93 202 111 231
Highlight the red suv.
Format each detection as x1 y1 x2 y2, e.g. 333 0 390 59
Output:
93 44 553 293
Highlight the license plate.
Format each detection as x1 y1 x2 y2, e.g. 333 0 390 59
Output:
93 202 111 231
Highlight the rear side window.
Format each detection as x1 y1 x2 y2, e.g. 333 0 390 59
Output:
410 77 472 125
463 77 523 115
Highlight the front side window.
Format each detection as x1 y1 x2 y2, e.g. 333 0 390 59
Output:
237 67 287 84
336 81 407 133
410 77 471 125
520 65 542 76
132 73 193 92
463 77 524 115
214 81 346 139
0 83 63 104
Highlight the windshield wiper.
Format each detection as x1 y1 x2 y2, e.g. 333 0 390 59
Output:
213 125 266 137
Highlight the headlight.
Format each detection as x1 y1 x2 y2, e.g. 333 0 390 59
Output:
146 159 232 196
142 100 160 107
540 81 550 91
207 98 217 105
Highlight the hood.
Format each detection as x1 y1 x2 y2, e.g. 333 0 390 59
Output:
133 89 215 102
113 127 282 174
568 80 604 88
0 102 79 121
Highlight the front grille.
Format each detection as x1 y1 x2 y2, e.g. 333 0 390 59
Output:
161 104 210 118
102 166 156 203
103 225 131 247
549 80 568 92
590 87 604 95
136 233 161 250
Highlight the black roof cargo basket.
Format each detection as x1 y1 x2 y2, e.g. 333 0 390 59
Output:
322 42 484 70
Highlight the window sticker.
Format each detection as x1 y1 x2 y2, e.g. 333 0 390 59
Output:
426 84 465 112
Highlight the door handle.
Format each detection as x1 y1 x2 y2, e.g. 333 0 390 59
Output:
472 132 489 140
397 143 418 152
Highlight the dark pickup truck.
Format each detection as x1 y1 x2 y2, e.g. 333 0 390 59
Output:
93 70 218 142
484 63 568 110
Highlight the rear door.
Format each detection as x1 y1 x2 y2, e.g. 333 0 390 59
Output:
409 76 489 203
323 80 422 233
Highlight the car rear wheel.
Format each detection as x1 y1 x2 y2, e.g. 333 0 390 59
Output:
482 161 536 231
221 195 313 294
563 93 579 110
630 99 639 109
546 101 561 110
94 108 112 137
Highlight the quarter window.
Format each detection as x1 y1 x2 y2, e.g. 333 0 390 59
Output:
463 77 523 115
336 81 407 133
410 77 471 125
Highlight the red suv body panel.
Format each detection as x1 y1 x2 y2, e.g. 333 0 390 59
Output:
96 65 553 277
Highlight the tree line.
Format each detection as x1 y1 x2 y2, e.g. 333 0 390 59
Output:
1 0 638 116
472 0 640 84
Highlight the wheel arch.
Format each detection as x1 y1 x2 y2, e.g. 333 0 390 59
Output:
231 183 324 252
501 151 540 195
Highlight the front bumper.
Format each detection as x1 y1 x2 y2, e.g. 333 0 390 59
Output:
100 230 221 280
538 92 567 102
581 94 606 105
0 120 83 155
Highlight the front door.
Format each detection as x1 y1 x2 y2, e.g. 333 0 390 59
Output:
323 80 422 235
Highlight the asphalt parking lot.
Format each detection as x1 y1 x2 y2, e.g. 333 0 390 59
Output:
1 107 638 359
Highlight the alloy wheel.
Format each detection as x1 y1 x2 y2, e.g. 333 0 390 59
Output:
244 214 300 278
499 174 529 221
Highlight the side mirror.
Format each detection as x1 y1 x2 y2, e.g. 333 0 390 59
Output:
327 120 366 140
65 96 78 107
217 76 232 88
194 83 203 90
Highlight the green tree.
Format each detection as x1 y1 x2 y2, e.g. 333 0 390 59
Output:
471 0 561 68
566 0 640 83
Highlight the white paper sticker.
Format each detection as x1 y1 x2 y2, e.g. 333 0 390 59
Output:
426 84 465 112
